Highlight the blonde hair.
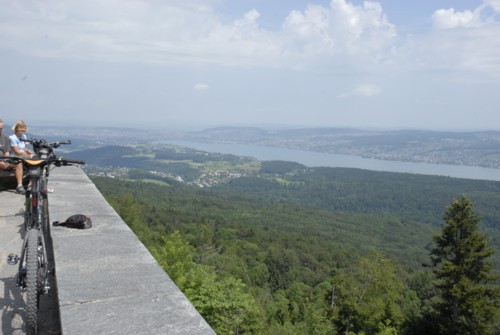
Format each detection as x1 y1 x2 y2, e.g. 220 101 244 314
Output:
12 120 28 132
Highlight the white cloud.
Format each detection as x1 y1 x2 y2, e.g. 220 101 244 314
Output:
357 84 382 97
486 0 500 11
281 0 396 64
0 0 498 78
407 1 500 77
432 0 500 29
1 0 499 130
234 9 260 28
194 83 209 90
337 84 382 98
432 8 475 29
0 0 397 70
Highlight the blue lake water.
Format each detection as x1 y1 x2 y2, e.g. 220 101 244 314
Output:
165 141 500 182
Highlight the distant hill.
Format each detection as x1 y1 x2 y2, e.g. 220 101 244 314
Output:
79 144 499 268
30 124 500 168
180 127 500 169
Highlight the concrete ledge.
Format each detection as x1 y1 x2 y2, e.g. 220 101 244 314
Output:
49 167 215 335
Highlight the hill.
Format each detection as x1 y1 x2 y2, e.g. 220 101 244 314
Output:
77 144 500 261
83 143 499 334
31 125 500 168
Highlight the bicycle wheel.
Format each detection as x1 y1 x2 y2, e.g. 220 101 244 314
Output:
40 194 50 239
26 228 40 333
23 192 31 232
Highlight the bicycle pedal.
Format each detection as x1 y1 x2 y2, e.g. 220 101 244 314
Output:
43 284 51 295
7 253 19 265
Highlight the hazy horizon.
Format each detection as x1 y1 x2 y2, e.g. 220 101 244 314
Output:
1 1 499 131
19 122 500 134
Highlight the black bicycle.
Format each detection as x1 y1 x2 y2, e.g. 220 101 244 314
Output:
3 138 84 334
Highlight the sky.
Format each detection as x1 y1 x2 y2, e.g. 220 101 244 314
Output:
0 0 499 131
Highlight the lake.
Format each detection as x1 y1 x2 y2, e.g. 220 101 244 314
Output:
165 141 500 182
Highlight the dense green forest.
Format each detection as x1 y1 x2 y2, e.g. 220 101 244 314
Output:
83 144 500 334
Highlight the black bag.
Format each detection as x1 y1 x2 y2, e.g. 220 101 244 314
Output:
53 214 92 229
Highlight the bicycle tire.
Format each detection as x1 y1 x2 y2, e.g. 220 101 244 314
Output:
23 192 31 232
41 191 50 238
26 228 40 333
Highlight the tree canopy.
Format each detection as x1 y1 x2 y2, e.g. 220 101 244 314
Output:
430 195 500 335
91 163 500 334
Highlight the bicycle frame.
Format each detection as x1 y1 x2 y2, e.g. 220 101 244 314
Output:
17 159 51 293
2 137 84 333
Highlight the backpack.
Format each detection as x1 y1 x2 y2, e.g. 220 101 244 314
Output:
53 214 92 229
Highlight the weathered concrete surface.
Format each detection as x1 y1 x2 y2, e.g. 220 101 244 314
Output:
0 189 27 335
49 166 215 335
0 186 60 335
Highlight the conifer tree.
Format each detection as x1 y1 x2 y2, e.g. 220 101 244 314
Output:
430 195 499 335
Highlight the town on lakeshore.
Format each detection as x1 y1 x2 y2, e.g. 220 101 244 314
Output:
11 125 495 187
30 125 500 169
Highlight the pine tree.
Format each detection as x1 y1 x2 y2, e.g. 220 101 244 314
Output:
430 195 499 335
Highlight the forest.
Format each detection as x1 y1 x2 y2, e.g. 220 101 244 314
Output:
81 144 499 334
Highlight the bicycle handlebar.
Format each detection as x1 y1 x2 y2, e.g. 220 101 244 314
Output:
51 140 72 147
6 137 84 167
22 138 71 149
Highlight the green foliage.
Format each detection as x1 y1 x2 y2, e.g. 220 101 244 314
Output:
155 147 251 164
127 169 181 185
326 254 416 334
375 320 399 335
260 160 307 174
221 167 500 230
90 158 500 334
162 162 202 181
430 195 500 334
152 231 265 334
73 145 139 166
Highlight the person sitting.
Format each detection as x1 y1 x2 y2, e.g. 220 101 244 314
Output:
0 119 25 194
9 120 33 158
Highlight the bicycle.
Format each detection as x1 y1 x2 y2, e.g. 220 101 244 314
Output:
2 138 85 334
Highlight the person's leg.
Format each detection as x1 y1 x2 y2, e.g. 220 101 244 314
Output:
15 164 25 194
15 163 23 185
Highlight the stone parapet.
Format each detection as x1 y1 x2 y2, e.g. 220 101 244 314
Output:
40 166 214 334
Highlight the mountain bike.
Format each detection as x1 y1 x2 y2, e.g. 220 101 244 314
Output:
3 138 85 334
